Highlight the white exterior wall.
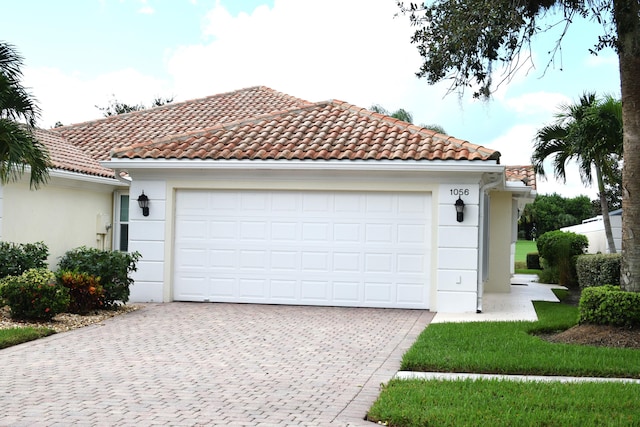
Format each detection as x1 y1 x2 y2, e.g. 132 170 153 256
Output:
561 216 622 254
128 179 167 302
436 184 480 312
124 168 492 313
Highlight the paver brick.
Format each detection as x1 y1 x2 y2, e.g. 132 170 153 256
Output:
0 303 432 426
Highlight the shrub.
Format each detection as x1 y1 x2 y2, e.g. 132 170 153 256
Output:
0 268 69 320
57 271 105 314
576 254 621 289
58 247 141 307
526 253 541 270
537 231 588 287
579 285 640 328
0 241 49 279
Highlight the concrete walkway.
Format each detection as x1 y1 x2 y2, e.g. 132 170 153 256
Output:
0 303 433 426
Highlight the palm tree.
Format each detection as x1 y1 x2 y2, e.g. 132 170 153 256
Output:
370 104 414 123
369 104 447 134
0 42 50 189
532 93 623 254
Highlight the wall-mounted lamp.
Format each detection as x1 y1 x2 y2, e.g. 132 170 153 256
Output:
137 191 150 217
454 197 465 222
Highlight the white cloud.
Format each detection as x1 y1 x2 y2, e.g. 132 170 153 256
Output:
24 67 170 128
166 0 426 107
138 6 154 14
584 53 618 68
504 92 570 117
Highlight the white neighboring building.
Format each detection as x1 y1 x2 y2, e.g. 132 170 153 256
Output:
561 209 622 254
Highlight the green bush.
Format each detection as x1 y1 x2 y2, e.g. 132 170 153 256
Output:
57 247 141 307
0 241 49 278
0 268 69 320
576 254 621 289
579 285 640 328
57 270 105 314
537 231 588 287
526 253 541 270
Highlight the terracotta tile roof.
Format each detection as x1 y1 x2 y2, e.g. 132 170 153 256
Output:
55 86 312 162
33 128 115 178
506 165 536 189
112 100 500 162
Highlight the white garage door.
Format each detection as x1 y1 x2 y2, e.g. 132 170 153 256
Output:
173 189 431 309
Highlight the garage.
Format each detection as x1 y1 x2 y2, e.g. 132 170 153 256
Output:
173 189 432 309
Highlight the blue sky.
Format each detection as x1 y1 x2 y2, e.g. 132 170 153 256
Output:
3 0 621 198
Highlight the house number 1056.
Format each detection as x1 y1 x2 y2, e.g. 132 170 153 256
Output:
450 188 470 196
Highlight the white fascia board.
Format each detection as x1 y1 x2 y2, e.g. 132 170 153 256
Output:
505 181 535 195
49 169 127 187
101 158 504 174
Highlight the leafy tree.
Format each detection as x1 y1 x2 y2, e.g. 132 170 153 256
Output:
96 95 174 117
532 93 622 253
519 193 592 239
0 42 51 188
398 0 640 292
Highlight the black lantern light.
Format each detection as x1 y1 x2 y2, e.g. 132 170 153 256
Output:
454 197 465 222
137 191 150 217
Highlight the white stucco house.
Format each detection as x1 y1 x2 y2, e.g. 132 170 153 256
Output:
561 209 622 254
0 86 536 313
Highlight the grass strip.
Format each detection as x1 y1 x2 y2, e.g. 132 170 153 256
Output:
515 239 538 263
401 301 640 378
368 378 640 427
0 327 55 350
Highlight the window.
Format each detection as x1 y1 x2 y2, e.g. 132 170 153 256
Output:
114 193 129 252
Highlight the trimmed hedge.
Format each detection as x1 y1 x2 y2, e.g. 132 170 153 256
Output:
0 241 49 279
579 285 640 328
57 247 141 307
526 253 541 270
537 231 588 287
0 268 70 320
576 254 621 289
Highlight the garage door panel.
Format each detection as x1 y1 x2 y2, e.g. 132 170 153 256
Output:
333 252 360 272
301 280 330 301
397 254 426 274
397 283 426 303
333 223 360 242
270 251 298 270
174 190 431 309
239 279 267 298
270 280 297 300
364 281 394 303
302 222 330 240
333 281 359 302
210 278 235 298
271 222 298 240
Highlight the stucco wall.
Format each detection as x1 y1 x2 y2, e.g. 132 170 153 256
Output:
485 191 513 293
561 216 622 254
1 176 119 269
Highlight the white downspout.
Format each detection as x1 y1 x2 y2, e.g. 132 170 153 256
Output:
113 169 132 185
477 177 501 313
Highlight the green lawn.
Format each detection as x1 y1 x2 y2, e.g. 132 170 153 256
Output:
400 300 640 377
515 239 537 263
0 327 54 349
368 379 640 427
368 293 640 426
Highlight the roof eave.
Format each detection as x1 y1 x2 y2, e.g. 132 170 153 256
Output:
101 158 503 174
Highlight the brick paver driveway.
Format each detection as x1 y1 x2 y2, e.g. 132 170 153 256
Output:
0 303 433 426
